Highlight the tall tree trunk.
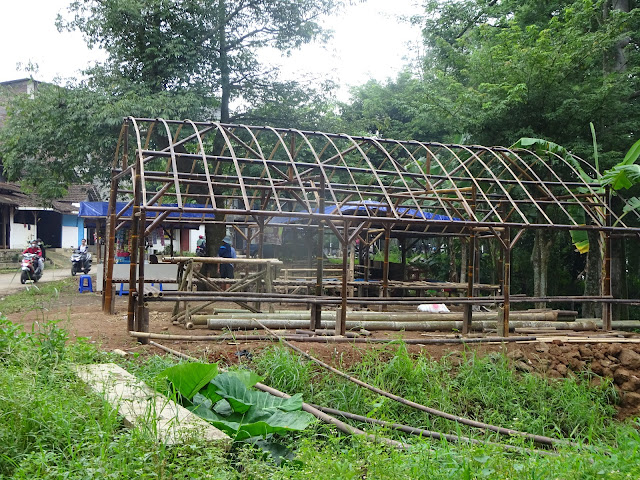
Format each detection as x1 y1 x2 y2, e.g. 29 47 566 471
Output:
531 230 554 309
219 0 231 123
448 237 458 282
582 230 603 318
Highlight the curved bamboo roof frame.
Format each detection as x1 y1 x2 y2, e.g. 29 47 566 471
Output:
105 117 640 336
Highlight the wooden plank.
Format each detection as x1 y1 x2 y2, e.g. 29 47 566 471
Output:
73 363 230 447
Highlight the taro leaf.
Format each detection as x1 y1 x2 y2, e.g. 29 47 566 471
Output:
228 369 263 388
213 399 234 416
158 362 218 400
190 404 315 441
212 373 304 414
245 436 296 466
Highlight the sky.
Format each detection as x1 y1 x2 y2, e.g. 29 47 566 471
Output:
0 0 423 100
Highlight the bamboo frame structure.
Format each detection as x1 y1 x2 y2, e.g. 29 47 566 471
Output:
102 118 640 338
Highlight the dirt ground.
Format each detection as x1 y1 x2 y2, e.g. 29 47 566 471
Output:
5 279 640 421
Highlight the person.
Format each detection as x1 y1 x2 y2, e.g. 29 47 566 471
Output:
218 235 236 279
23 240 44 273
78 238 88 253
36 238 46 260
196 234 206 256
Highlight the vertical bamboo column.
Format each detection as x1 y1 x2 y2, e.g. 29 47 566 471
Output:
462 186 478 335
137 210 148 344
501 226 511 337
400 238 407 281
338 220 350 336
185 259 193 327
462 231 476 335
348 243 355 297
382 225 391 311
312 177 325 330
127 171 141 334
265 260 275 313
603 186 612 331
103 171 119 314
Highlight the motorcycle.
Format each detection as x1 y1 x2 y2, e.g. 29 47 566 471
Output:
196 243 206 256
20 253 43 284
71 249 92 276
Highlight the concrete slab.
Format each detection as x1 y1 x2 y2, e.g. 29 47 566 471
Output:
73 363 230 447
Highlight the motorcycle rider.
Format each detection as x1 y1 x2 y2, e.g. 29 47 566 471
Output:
78 238 88 253
23 240 44 274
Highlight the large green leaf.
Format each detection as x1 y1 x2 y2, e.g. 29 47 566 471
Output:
601 164 640 190
621 138 640 166
211 373 303 414
190 404 315 441
158 362 218 400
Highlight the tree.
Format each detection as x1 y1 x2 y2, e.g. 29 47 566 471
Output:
60 0 346 122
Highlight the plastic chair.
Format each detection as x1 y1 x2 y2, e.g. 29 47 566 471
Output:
78 275 93 293
118 282 129 296
151 282 163 291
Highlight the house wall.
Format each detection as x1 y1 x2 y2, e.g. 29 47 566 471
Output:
10 209 36 249
62 214 83 248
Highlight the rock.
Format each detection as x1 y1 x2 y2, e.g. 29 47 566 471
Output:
614 368 631 386
535 343 549 353
589 377 603 389
547 369 563 378
607 355 619 363
606 344 623 357
602 367 614 377
567 357 586 371
515 361 533 373
578 346 593 358
590 361 604 375
507 349 526 362
594 351 605 360
549 346 562 356
621 392 640 407
618 349 640 370
600 358 613 368
556 364 568 376
620 381 639 393
552 340 564 346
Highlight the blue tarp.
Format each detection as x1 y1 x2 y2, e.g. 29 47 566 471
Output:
79 201 216 228
268 201 459 225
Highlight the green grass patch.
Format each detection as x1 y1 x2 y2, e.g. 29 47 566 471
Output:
0 313 638 479
0 279 76 314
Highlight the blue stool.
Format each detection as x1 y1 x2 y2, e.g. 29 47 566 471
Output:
78 275 93 293
151 282 163 291
118 282 129 296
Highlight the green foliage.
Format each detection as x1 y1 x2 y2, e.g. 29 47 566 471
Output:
0 278 75 314
159 363 315 441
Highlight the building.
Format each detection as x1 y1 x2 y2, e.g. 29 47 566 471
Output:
1 78 101 249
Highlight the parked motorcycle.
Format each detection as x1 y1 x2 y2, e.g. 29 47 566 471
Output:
71 249 92 276
20 253 43 284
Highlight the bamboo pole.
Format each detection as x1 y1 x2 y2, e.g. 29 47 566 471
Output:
202 318 598 332
132 331 539 344
252 318 572 448
147 340 406 449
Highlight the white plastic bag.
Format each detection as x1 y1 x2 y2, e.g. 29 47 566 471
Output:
417 303 450 313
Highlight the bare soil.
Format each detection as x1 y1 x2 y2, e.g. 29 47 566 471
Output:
5 279 640 421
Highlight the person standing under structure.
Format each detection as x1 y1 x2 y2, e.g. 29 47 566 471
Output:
218 235 236 289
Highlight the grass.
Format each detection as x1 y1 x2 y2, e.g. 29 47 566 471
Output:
0 278 76 314
0 280 638 478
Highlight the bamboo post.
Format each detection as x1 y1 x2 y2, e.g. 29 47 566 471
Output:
462 231 476 335
502 226 511 337
381 226 391 312
338 221 349 336
127 161 141 333
603 186 612 330
103 169 119 313
313 181 325 329
136 209 148 344
348 242 355 297
185 259 193 327
265 261 275 313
